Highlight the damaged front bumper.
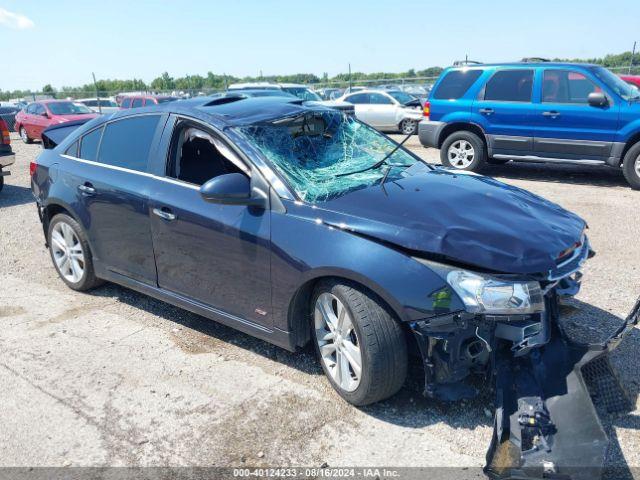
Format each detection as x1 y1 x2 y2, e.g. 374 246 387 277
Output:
409 294 640 480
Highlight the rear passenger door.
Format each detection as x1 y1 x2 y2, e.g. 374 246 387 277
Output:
472 69 536 154
345 93 371 124
533 69 619 160
62 114 166 284
366 93 398 129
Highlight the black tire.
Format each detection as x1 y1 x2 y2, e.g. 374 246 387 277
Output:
47 213 103 291
487 158 510 165
622 142 640 190
311 279 408 406
0 173 3 192
440 130 487 172
399 118 418 135
20 126 32 144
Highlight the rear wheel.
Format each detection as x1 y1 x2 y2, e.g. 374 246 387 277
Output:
399 118 418 135
0 172 3 192
20 126 32 144
440 131 487 171
47 214 102 291
622 142 640 190
312 279 408 406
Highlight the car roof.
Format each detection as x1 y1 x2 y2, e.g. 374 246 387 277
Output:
92 96 333 129
446 62 600 69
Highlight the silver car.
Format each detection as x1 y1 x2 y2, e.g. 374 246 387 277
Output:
338 89 423 134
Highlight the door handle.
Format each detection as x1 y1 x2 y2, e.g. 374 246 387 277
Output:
479 108 494 115
542 111 560 118
77 183 96 195
152 207 177 221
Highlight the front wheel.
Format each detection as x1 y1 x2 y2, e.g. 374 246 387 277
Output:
399 118 418 135
312 279 408 406
47 213 102 291
622 142 640 190
440 131 487 171
20 127 32 144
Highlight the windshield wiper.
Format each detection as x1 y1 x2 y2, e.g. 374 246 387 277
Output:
336 132 414 177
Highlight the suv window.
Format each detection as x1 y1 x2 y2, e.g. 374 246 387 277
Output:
121 98 132 108
97 115 161 171
432 69 482 100
169 123 248 186
80 127 103 162
543 70 599 104
346 93 369 104
368 93 393 105
484 69 533 102
132 98 144 108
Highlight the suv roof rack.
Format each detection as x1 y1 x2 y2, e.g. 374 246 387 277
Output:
452 60 483 66
521 57 551 63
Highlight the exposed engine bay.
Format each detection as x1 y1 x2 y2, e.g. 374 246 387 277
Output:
408 247 640 480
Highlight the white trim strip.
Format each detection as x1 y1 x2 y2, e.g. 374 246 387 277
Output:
59 154 200 190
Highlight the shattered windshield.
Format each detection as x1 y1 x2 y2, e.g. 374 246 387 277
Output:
238 112 420 202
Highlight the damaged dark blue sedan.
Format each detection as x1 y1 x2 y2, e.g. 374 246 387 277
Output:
31 97 639 480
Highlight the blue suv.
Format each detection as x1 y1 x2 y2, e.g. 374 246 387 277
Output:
418 61 640 188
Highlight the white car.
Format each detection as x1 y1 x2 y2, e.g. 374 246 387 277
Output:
75 98 119 114
337 89 423 134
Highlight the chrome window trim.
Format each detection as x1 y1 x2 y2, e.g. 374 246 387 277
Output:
59 154 199 191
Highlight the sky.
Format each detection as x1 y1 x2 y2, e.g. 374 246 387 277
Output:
1 0 639 92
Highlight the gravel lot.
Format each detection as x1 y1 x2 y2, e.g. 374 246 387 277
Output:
1 132 639 477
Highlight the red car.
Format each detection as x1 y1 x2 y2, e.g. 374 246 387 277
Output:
15 100 98 143
119 95 177 109
620 75 640 89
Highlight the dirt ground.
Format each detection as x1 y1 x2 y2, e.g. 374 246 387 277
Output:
1 132 639 477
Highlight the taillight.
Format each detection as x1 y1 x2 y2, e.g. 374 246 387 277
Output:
423 101 430 118
30 161 37 177
0 119 9 145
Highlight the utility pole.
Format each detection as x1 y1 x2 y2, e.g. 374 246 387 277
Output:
629 41 637 74
92 72 102 114
348 63 352 91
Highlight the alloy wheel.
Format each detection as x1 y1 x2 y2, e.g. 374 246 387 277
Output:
20 127 28 143
635 155 640 178
401 119 417 135
51 221 85 283
447 140 475 168
314 293 362 392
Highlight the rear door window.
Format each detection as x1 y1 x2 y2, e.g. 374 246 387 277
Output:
144 99 156 106
483 69 534 102
345 93 369 104
542 70 599 104
432 69 483 99
132 98 144 108
79 127 104 161
121 98 132 108
96 115 161 172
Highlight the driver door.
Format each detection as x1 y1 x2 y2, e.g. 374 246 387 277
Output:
148 117 273 327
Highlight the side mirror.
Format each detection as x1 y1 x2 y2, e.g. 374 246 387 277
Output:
588 92 608 107
41 111 49 118
199 173 266 208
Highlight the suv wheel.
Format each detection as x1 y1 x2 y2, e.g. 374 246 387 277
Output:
440 131 487 171
312 279 408 406
20 127 32 144
399 118 418 135
622 142 640 190
47 214 102 291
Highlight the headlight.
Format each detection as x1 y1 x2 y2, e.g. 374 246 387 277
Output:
446 270 544 315
413 257 544 315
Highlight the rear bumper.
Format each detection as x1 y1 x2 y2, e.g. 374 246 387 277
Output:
418 120 445 148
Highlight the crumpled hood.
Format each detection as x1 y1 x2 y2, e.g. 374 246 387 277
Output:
290 166 586 275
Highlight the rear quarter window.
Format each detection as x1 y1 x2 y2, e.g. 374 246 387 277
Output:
96 115 161 172
432 69 483 100
79 127 104 161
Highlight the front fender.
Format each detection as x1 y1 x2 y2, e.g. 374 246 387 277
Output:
270 204 465 333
